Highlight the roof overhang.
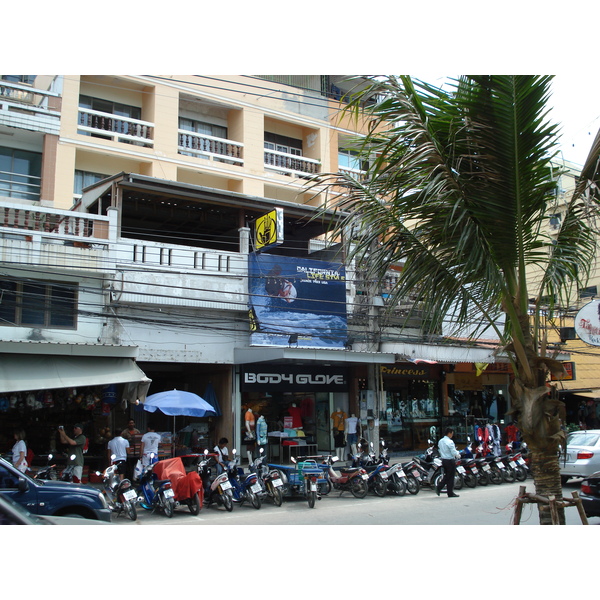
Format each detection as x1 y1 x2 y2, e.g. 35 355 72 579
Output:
0 340 138 358
234 347 397 365
0 354 149 394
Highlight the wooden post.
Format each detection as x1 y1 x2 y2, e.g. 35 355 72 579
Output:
549 495 560 525
572 491 589 525
513 485 526 525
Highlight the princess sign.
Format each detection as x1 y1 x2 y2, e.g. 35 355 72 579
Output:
574 299 600 346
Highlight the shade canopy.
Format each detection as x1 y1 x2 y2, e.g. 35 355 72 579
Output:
0 354 149 394
143 389 216 417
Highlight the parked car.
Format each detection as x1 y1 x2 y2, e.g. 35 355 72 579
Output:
579 471 600 518
0 457 112 522
560 429 600 483
0 492 109 525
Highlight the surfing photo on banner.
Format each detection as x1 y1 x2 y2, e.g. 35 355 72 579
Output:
248 253 347 348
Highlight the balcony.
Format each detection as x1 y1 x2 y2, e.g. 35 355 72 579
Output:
0 170 41 202
0 80 61 135
264 149 320 177
77 108 154 147
178 130 243 165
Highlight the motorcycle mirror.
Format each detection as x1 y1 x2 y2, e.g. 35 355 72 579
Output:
291 456 297 464
110 453 116 461
204 449 209 455
370 441 374 448
467 436 471 442
232 448 237 455
95 471 101 476
259 447 264 455
381 440 386 447
48 453 53 460
150 452 155 459
331 456 339 463
69 454 76 461
428 439 432 444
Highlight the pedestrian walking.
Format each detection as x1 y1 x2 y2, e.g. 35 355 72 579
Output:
436 427 461 498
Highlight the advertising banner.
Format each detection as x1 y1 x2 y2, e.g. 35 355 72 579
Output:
248 253 347 348
241 364 348 392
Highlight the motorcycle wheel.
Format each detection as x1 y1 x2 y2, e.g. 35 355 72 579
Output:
464 473 478 488
163 497 175 518
318 478 332 496
350 477 368 499
390 476 407 496
454 474 463 491
406 476 420 495
489 469 503 485
247 488 261 509
502 468 516 483
124 499 137 521
515 466 527 482
307 490 317 508
373 475 388 497
432 471 444 491
188 492 201 515
477 472 489 486
271 485 284 507
222 490 234 512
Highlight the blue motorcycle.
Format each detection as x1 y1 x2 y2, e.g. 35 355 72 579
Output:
226 449 262 509
136 454 176 517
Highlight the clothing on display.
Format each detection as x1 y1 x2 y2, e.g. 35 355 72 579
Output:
288 404 303 428
330 409 347 431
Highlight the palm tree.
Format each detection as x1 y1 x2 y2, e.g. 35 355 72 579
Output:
313 75 600 524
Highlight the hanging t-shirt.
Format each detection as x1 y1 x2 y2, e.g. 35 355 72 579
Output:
288 406 303 428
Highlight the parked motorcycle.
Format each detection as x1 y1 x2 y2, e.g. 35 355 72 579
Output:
33 453 57 480
100 457 137 520
322 454 369 498
136 453 176 517
226 449 262 509
197 449 234 512
153 456 203 515
399 459 424 494
249 448 285 506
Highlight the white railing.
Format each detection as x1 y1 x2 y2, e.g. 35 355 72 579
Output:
339 165 366 179
0 81 61 135
0 170 42 202
77 108 154 147
178 130 243 164
0 201 111 243
264 149 320 176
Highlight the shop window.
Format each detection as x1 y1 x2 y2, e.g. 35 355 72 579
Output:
0 280 77 329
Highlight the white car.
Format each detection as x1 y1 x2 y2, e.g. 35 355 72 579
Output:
560 429 600 483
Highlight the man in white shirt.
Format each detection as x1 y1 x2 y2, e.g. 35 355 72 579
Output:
436 428 461 498
107 432 129 480
140 424 162 467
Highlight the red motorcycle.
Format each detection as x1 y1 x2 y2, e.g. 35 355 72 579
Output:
153 456 203 515
322 455 369 498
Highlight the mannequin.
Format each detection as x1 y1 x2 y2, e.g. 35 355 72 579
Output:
245 408 256 463
256 414 268 454
345 413 360 457
330 407 347 460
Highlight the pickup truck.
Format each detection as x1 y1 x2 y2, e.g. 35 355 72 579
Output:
0 457 112 522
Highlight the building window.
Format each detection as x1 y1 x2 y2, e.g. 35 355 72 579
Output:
0 280 78 329
1 75 35 85
0 147 42 201
74 170 108 196
338 148 367 172
179 117 227 140
580 285 598 299
264 132 303 156
78 95 143 141
549 213 562 230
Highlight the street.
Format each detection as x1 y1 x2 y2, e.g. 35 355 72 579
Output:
108 478 598 526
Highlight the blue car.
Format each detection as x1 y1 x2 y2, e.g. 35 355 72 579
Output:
0 457 112 522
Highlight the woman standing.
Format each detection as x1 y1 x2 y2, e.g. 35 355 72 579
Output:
12 429 28 473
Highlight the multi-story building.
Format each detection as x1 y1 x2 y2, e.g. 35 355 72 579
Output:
1 75 523 470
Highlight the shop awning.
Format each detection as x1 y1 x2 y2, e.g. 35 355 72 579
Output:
0 354 149 394
234 347 397 365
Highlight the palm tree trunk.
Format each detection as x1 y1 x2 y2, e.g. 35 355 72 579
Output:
529 450 565 525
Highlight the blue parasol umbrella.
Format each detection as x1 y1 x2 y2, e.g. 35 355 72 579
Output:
203 382 222 417
143 390 217 417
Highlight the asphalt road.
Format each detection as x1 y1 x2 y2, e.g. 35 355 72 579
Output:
107 477 598 526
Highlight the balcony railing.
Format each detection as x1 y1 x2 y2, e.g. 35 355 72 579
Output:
0 201 110 243
264 149 320 176
0 80 61 135
178 130 243 165
0 170 41 202
77 108 154 147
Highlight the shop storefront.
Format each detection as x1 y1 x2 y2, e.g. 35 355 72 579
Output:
240 363 352 458
380 363 444 451
444 362 512 444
